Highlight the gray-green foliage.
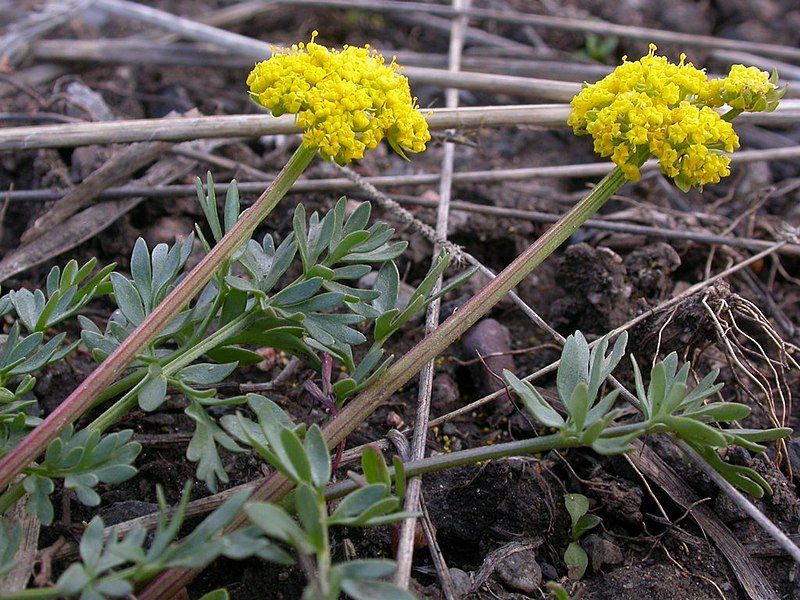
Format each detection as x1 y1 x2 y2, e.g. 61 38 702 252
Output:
8 258 114 335
230 396 415 600
77 174 459 493
0 520 20 579
504 331 790 498
0 399 416 599
631 353 789 498
0 172 462 538
0 321 72 458
48 483 287 600
562 493 600 579
0 260 116 519
505 331 629 454
0 259 112 458
23 425 141 524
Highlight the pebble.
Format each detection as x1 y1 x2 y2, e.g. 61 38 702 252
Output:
540 561 558 581
442 422 459 437
431 373 460 414
496 549 542 594
146 84 194 118
448 568 472 597
583 534 624 572
64 82 116 122
145 215 194 246
461 318 515 397
385 411 404 428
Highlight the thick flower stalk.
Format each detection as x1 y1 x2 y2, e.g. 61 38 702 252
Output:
248 32 430 165
568 44 784 191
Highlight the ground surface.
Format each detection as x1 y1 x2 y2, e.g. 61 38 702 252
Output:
1 0 800 598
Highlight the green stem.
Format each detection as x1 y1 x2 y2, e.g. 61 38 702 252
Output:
88 369 147 410
0 588 60 599
162 312 255 374
0 568 142 600
320 422 662 503
183 280 228 348
0 481 24 516
721 108 743 122
87 381 146 434
316 491 332 600
0 144 317 494
138 156 646 599
88 308 257 433
321 161 639 450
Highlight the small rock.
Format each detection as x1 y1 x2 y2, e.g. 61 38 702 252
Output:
146 84 194 118
145 215 194 246
738 160 773 196
496 549 542 594
461 318 515 399
430 373 460 415
540 562 558 581
404 231 433 264
71 145 111 181
448 568 472 597
385 411 404 428
583 534 624 572
256 347 279 372
101 500 158 526
64 81 115 122
442 422 459 437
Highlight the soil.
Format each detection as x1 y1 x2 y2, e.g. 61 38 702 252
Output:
2 0 800 598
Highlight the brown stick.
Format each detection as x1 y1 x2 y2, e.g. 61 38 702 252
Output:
20 141 171 245
0 139 221 283
1 102 798 151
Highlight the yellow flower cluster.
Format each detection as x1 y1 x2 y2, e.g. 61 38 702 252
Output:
568 44 781 190
247 32 430 165
706 65 779 111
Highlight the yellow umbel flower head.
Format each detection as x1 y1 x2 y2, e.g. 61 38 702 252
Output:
568 44 783 191
705 64 784 112
247 32 430 165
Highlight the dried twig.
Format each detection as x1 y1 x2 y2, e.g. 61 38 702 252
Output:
0 478 40 593
3 102 800 151
280 0 800 62
31 38 617 81
0 0 92 69
0 139 222 283
395 0 467 587
388 432 458 599
20 141 172 244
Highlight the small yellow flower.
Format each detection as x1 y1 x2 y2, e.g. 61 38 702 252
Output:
568 44 782 191
705 64 783 112
247 32 430 165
